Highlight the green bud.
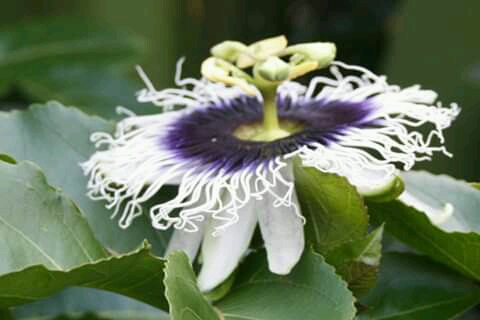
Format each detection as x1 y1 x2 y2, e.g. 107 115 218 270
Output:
254 56 291 82
285 42 336 69
363 175 405 203
211 41 248 63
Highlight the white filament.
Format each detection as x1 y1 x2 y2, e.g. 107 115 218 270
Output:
279 61 459 192
81 63 296 232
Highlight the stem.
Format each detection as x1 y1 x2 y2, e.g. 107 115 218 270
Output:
261 87 279 131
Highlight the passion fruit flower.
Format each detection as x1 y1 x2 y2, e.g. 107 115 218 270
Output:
81 36 459 292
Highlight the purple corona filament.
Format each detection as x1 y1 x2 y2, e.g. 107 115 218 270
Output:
164 95 377 174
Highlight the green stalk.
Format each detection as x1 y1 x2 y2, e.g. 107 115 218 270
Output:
261 87 280 132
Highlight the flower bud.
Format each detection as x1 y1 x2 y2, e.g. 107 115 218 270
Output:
361 175 405 202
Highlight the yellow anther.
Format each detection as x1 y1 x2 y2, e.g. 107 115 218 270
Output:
211 41 248 63
237 35 288 68
288 61 319 80
201 57 258 96
283 42 336 69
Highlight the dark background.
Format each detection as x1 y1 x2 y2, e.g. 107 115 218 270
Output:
0 0 478 181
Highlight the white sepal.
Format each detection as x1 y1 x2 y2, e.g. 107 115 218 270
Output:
257 164 304 274
165 212 208 262
197 196 258 292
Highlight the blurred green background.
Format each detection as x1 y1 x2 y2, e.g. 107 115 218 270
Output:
0 0 478 180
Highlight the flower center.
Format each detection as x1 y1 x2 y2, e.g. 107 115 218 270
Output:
233 119 305 142
163 93 377 174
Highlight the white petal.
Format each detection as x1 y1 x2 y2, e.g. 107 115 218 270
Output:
165 215 207 262
257 166 305 275
197 199 258 292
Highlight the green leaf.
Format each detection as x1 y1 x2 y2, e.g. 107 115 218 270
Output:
0 243 168 310
358 253 480 320
369 201 480 281
0 18 143 72
327 226 384 297
293 165 378 294
18 65 158 119
369 171 480 281
293 165 369 253
0 160 106 274
164 252 220 320
13 288 169 320
401 171 480 233
0 160 168 310
216 248 356 320
52 315 109 320
0 103 169 254
0 18 153 118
